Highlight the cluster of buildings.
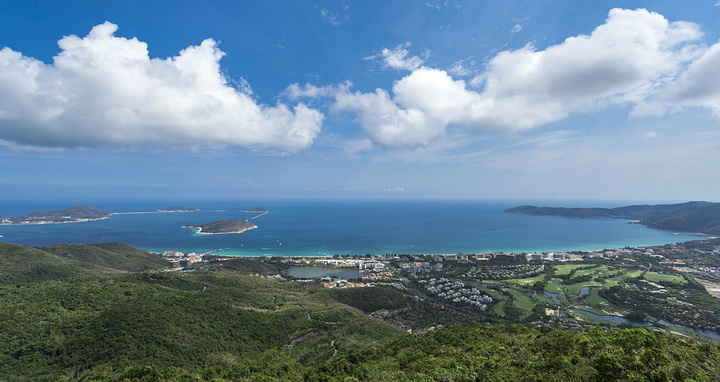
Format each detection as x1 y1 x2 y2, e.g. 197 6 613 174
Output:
523 252 584 261
419 278 493 309
161 250 203 269
462 264 545 280
398 261 443 273
314 258 385 270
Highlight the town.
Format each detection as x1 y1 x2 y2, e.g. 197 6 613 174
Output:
160 237 720 341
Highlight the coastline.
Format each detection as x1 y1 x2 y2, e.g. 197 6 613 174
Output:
0 217 109 226
0 199 706 257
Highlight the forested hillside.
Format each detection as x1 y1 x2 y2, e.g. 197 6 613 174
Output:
505 201 720 235
2 242 720 381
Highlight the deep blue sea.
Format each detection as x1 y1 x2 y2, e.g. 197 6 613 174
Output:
0 198 704 257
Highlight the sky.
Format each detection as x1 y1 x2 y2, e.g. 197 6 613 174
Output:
1 1 719 203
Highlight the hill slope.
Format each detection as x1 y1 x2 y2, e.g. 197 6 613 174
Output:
42 243 169 272
0 242 168 285
504 201 720 235
0 272 404 380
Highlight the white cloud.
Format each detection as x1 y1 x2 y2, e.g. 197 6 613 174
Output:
653 40 720 117
333 88 444 148
373 43 426 71
327 8 709 149
282 82 351 101
510 24 522 34
0 22 323 151
320 9 348 26
448 59 474 76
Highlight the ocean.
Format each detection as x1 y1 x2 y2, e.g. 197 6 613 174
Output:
0 198 703 257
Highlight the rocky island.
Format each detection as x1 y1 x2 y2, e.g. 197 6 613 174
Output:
245 207 268 213
183 219 257 234
0 206 112 225
158 206 199 212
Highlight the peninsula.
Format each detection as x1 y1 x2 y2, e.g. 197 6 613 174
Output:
0 206 112 225
183 219 257 234
504 201 720 235
158 206 199 212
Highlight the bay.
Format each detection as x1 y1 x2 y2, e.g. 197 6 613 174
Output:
0 198 703 257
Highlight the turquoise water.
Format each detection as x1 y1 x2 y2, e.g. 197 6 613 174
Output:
0 198 703 257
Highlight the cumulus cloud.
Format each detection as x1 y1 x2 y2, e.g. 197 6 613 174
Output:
323 8 711 149
0 22 323 151
653 40 720 117
333 88 444 148
366 43 426 71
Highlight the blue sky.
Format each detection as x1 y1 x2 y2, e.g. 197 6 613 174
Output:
1 0 720 202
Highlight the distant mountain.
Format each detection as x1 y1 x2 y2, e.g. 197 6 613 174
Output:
183 219 257 234
158 206 199 212
2 205 112 224
504 201 720 235
641 203 720 235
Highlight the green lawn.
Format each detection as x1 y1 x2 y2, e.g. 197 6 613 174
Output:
598 269 643 287
554 264 592 275
565 282 600 295
493 300 507 317
505 274 545 286
504 288 535 311
531 293 555 306
644 272 687 284
545 278 565 294
583 288 610 306
573 266 604 277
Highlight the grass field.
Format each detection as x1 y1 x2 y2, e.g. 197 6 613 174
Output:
531 293 555 306
644 272 687 284
493 300 507 317
554 264 591 275
545 278 565 294
565 282 598 295
583 288 610 306
573 266 603 277
505 274 545 286
504 288 535 312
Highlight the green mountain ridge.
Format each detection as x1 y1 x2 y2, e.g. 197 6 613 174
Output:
3 242 720 380
0 242 168 285
504 201 720 235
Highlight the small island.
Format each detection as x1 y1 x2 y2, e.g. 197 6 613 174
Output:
183 219 257 234
0 206 112 225
245 207 268 213
158 206 199 212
